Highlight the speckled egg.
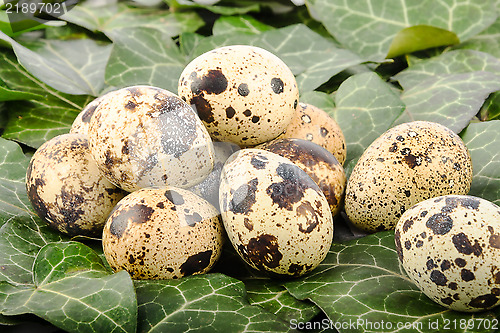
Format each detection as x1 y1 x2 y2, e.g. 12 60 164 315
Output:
178 45 299 146
188 141 240 210
26 133 126 237
88 86 215 192
277 103 346 165
102 187 224 280
395 195 500 312
219 149 333 277
345 121 472 233
258 138 346 217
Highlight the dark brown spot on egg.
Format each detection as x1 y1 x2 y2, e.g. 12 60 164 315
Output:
426 213 453 235
452 232 482 256
190 69 228 95
320 127 328 137
288 263 306 276
251 116 260 123
426 259 437 270
402 219 413 232
229 178 259 214
461 269 475 281
271 78 284 94
389 142 398 152
185 213 202 226
448 282 458 290
238 83 250 96
489 234 500 249
441 297 453 305
403 153 422 169
266 163 317 211
430 270 448 286
243 218 253 231
404 241 411 250
190 95 214 123
226 107 236 119
125 101 137 110
441 260 451 271
250 154 268 170
165 190 185 205
296 201 319 233
238 234 283 269
81 104 98 123
180 250 213 276
394 230 404 262
455 258 467 267
243 109 252 117
469 294 499 309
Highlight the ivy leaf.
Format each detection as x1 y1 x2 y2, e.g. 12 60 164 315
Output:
0 52 92 148
299 90 336 111
0 32 112 96
105 27 186 93
387 25 459 59
0 81 42 102
166 0 261 15
396 71 500 133
461 120 500 206
212 15 273 36
333 72 405 172
193 24 363 92
458 20 500 59
395 49 500 89
0 242 137 333
306 0 497 60
61 2 203 39
0 138 33 223
285 231 500 333
134 274 291 332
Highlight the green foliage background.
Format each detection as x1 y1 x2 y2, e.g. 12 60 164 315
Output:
1 0 500 332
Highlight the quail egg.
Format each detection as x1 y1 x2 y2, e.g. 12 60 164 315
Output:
345 121 473 233
26 133 126 237
395 195 500 312
88 85 215 192
178 45 299 146
277 103 346 165
188 141 240 210
102 187 224 280
219 149 333 277
258 138 346 217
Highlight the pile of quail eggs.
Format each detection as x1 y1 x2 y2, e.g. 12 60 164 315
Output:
26 45 500 312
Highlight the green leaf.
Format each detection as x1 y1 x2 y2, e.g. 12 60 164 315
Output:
299 90 336 111
387 25 459 58
0 52 92 148
461 120 500 206
306 0 497 59
0 82 43 102
285 231 500 333
479 92 500 121
193 24 364 92
0 138 32 223
395 49 500 89
212 15 274 36
61 2 203 39
0 242 137 333
134 273 290 332
457 19 500 59
396 71 500 133
333 72 405 172
166 0 261 15
105 27 186 93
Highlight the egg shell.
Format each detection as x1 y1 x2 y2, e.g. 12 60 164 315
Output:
70 93 110 136
345 121 473 233
277 103 346 165
88 86 215 192
219 149 333 277
258 138 346 217
395 195 500 312
25 133 126 237
102 187 224 280
188 141 240 210
178 45 299 146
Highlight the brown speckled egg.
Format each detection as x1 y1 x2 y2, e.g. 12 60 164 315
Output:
277 103 346 165
70 94 106 136
25 133 126 237
395 195 500 312
102 187 224 280
219 149 333 277
258 139 346 217
345 121 472 233
88 86 215 192
188 141 240 210
178 45 299 146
